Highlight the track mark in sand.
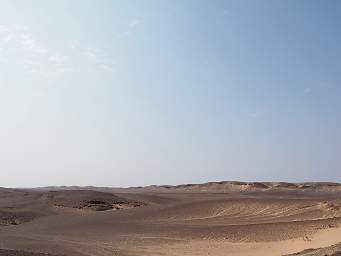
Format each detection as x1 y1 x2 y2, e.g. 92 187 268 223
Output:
0 234 108 256
0 249 64 256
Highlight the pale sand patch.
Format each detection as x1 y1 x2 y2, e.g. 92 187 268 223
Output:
130 226 341 256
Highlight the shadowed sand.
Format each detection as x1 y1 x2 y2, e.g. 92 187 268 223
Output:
1 182 341 256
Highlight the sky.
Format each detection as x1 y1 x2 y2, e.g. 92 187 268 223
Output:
0 0 340 187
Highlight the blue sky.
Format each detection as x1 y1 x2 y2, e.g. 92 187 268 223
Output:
0 0 340 187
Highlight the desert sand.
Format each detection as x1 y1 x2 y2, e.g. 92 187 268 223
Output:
1 181 341 256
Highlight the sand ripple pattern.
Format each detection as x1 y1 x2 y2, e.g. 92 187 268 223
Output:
150 199 341 225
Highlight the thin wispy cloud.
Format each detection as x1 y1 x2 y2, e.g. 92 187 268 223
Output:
20 33 48 54
84 47 116 74
129 18 142 28
117 18 143 38
0 24 71 79
69 42 116 74
0 24 116 80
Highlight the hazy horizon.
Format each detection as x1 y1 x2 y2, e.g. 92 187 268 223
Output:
1 0 340 188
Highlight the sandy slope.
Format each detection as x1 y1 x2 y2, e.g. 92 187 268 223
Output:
0 182 341 256
285 243 341 256
134 224 341 256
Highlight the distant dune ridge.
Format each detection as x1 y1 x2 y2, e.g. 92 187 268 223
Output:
1 181 341 256
136 181 341 192
34 180 341 193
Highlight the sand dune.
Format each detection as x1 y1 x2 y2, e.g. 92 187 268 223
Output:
1 182 341 255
